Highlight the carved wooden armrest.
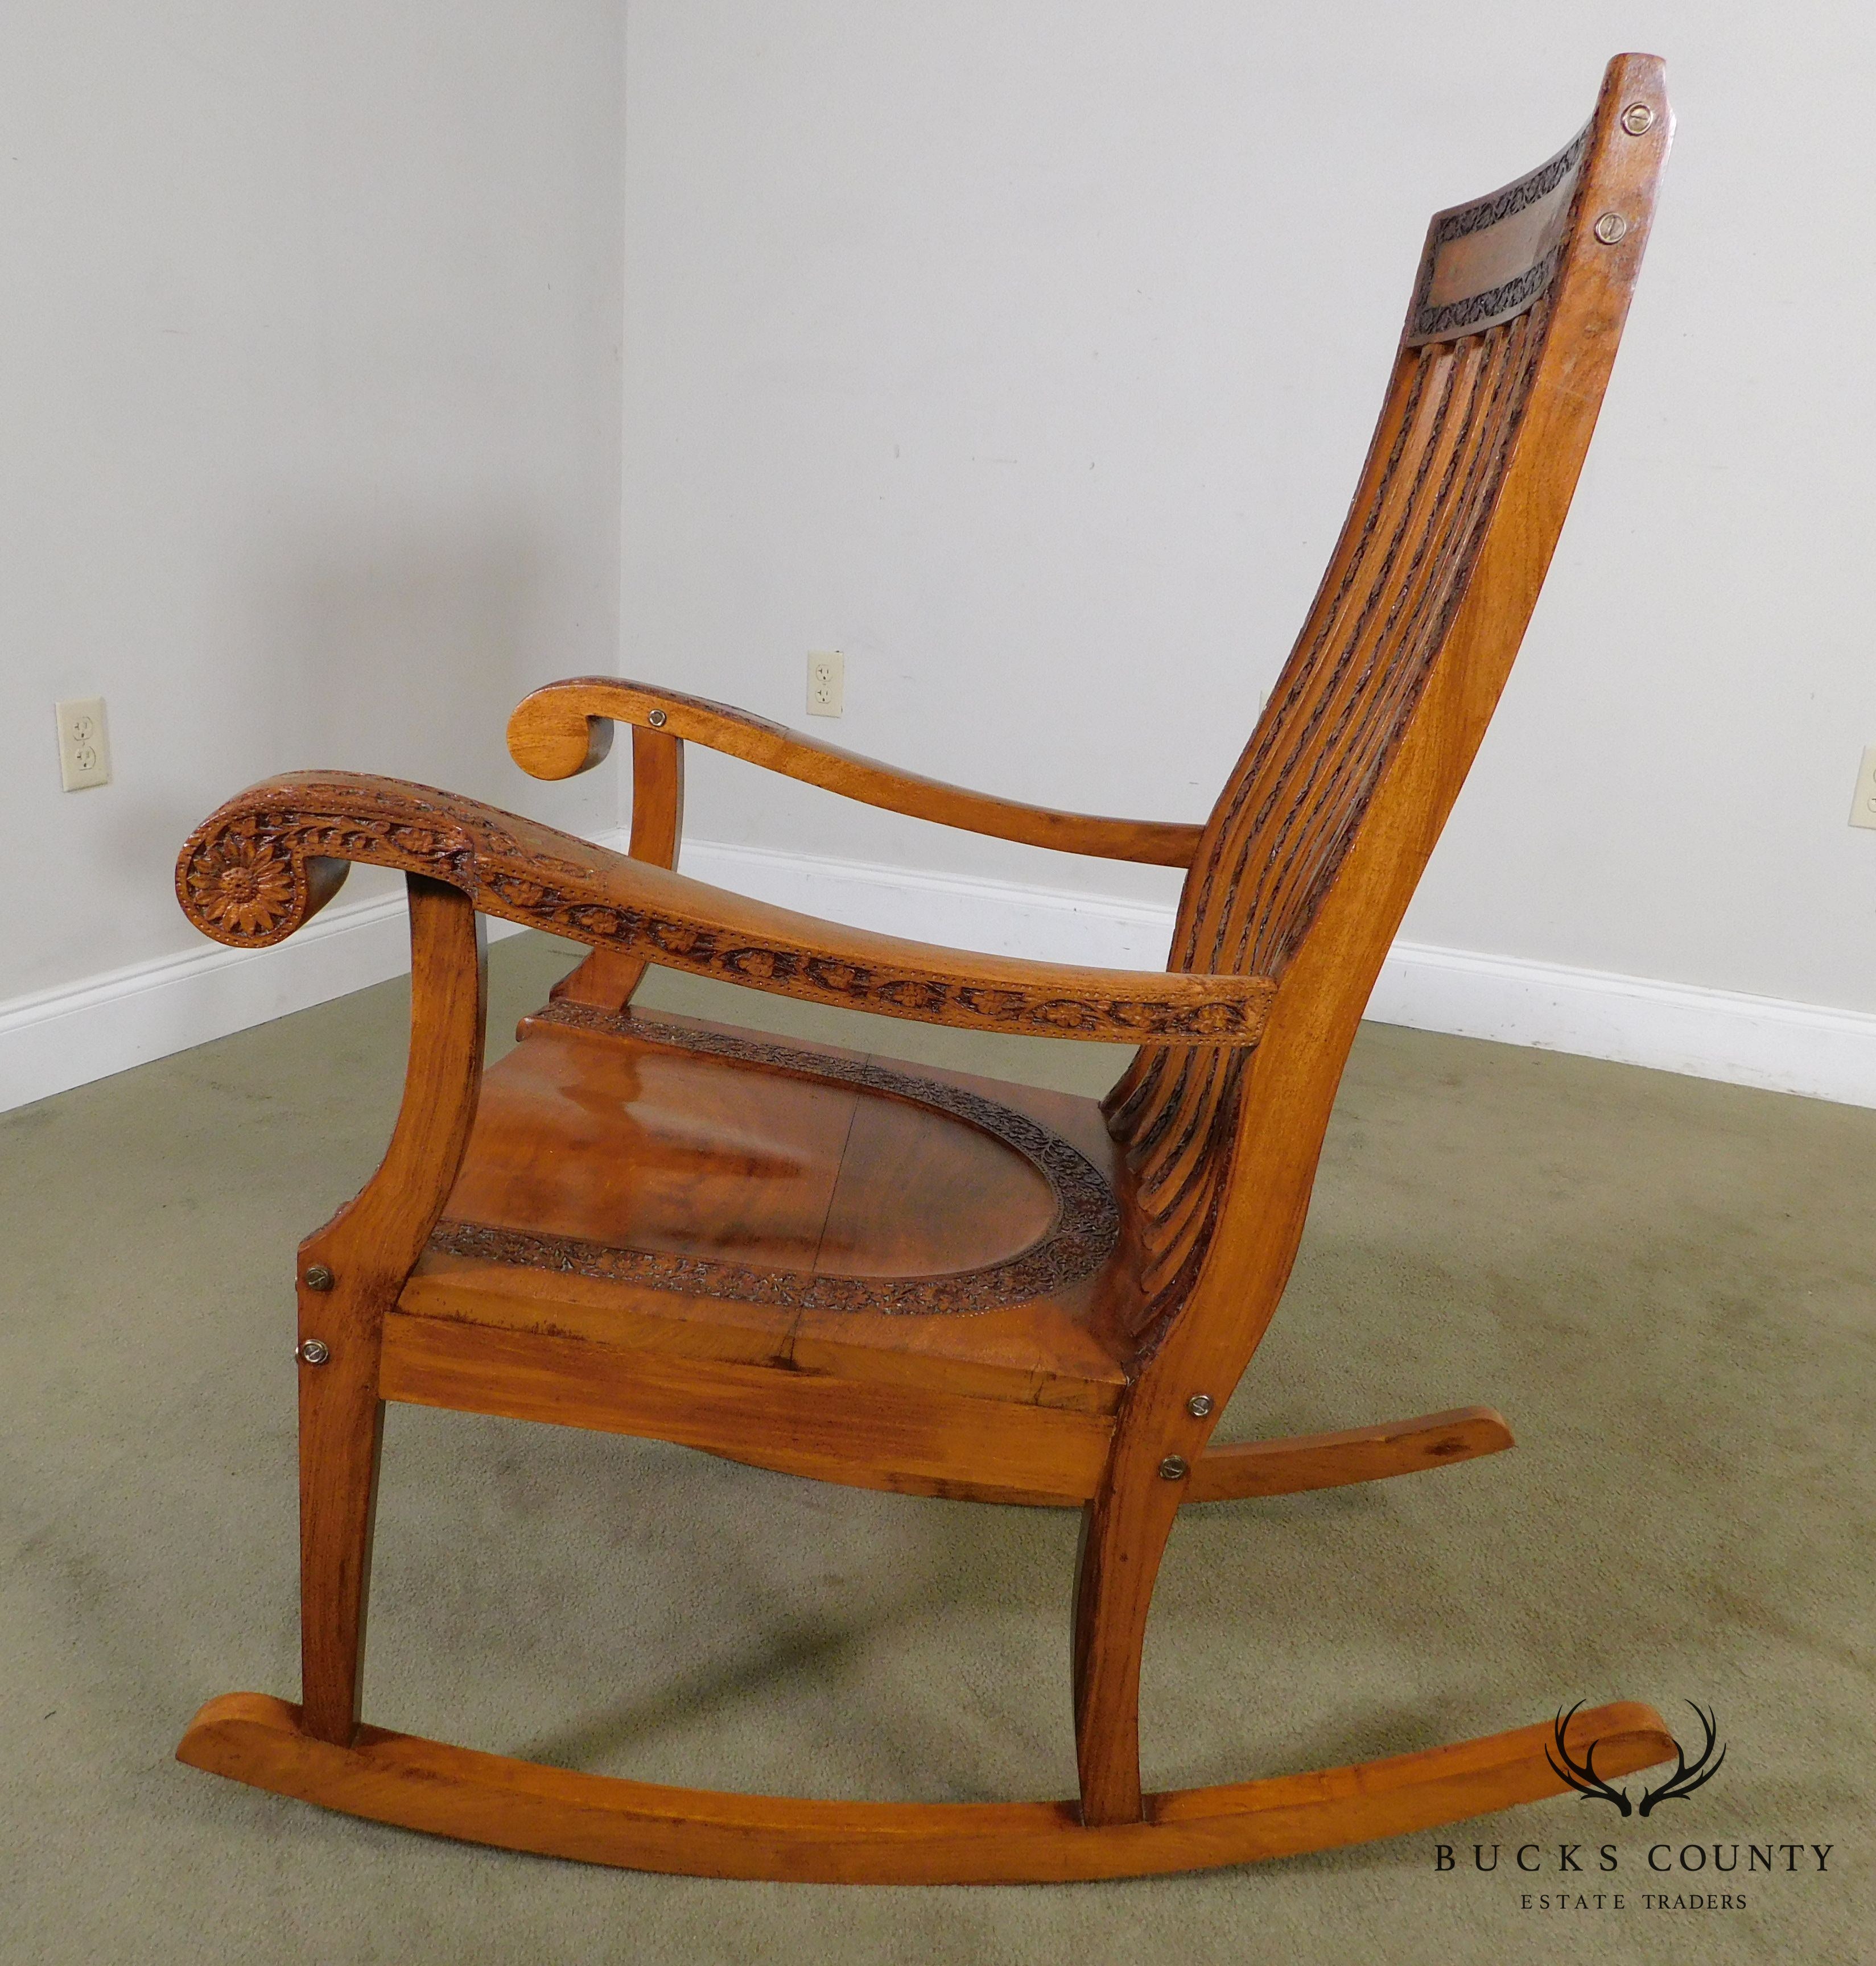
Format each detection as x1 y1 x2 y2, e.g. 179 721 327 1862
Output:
176 773 1271 1044
505 676 1203 868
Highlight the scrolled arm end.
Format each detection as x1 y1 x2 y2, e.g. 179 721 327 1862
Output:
507 680 619 781
176 805 352 948
175 772 498 949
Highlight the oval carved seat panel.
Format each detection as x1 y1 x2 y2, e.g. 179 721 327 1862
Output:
428 1005 1120 1315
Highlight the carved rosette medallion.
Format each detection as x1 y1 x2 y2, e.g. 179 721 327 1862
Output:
180 815 300 940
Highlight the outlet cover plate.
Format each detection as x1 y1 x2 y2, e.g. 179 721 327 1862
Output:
1851 745 1876 830
56 696 110 791
808 651 844 717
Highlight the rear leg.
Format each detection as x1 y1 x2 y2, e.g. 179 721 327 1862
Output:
1071 1456 1184 1825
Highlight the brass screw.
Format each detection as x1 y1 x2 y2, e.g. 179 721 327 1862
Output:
296 1339 331 1366
1186 1393 1214 1419
1620 102 1655 136
647 708 667 727
1593 212 1630 245
1157 1455 1189 1481
303 1263 335 1291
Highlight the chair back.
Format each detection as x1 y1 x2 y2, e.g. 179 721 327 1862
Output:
1108 56 1672 1347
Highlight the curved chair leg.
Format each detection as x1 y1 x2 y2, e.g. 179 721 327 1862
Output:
177 1695 1674 1883
296 1363 385 1744
293 875 488 1744
1070 1468 1183 1825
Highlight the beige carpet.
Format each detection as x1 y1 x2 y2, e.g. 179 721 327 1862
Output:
2 930 1870 1964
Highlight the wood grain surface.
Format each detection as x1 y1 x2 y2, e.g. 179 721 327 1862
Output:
176 773 1271 1044
174 55 1674 1876
508 676 1203 867
178 1694 1674 1884
293 878 486 1744
553 722 687 1012
1071 51 1672 1828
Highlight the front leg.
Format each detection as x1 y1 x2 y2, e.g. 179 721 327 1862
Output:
292 875 486 1743
295 1291 386 1744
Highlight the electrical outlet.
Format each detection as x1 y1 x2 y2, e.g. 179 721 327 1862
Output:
56 697 111 791
1851 746 1876 830
807 650 844 717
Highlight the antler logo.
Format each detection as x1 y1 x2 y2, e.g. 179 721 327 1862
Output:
1547 1701 1726 1818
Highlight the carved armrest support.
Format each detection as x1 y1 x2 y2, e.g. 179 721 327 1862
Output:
177 773 1272 1045
506 676 1203 868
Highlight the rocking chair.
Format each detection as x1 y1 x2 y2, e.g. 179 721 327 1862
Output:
175 56 1675 1881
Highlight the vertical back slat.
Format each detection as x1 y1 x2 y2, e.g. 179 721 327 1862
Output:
1114 306 1553 1336
1103 62 1671 1347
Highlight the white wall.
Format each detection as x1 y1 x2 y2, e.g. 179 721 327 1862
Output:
0 5 625 1007
619 2 1876 1027
10 3 1876 1110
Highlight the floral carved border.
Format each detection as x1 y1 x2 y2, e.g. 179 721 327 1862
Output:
176 773 1269 1043
427 1005 1121 1316
1407 125 1589 345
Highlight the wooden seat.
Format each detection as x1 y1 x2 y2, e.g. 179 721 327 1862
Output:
391 1003 1136 1504
171 56 1680 1882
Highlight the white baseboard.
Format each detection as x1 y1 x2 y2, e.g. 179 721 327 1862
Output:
678 838 1182 968
0 886 531 1114
1364 941 1876 1108
681 839 1876 1110
7 832 1875 1113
